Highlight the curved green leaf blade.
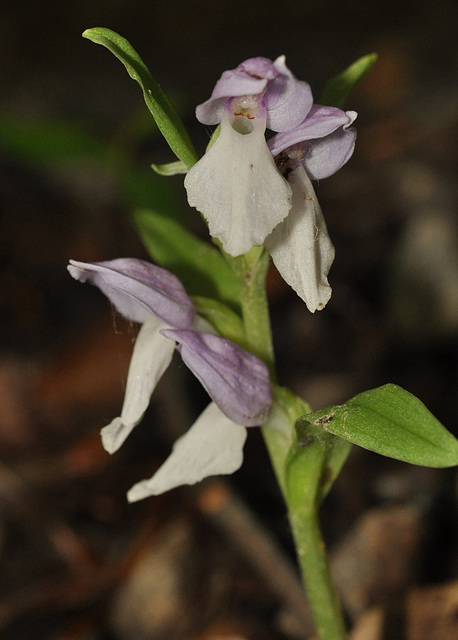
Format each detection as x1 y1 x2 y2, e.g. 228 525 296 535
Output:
300 384 458 468
134 209 240 310
320 53 378 108
83 28 198 168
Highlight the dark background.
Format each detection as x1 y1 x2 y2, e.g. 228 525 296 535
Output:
1 1 457 638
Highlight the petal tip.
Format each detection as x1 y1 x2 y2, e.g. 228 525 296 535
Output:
127 482 152 502
100 418 128 454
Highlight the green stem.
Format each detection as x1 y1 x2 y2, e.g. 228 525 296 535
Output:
289 498 347 640
237 246 276 377
236 248 347 640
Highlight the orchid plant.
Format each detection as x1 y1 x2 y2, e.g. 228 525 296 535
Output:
69 28 458 640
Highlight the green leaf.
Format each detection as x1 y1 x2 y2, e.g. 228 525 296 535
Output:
191 296 245 345
134 209 241 309
83 28 198 168
320 53 378 108
123 168 178 216
0 112 113 168
300 384 458 468
0 111 180 224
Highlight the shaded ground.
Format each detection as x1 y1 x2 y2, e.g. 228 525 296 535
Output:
1 1 457 638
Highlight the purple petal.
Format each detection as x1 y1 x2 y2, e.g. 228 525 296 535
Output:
265 56 313 132
196 60 275 125
238 57 279 79
127 402 247 500
195 56 310 131
301 115 357 180
161 329 272 426
100 316 175 453
269 105 356 157
68 258 195 328
268 107 357 180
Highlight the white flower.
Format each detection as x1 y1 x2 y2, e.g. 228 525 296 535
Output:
68 258 274 500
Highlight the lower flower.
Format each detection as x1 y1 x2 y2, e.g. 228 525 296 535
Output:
68 258 273 499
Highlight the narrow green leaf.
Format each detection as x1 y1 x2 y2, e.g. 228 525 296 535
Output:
83 28 198 168
300 384 458 468
0 112 112 167
123 168 178 216
0 111 179 219
320 53 378 108
134 209 240 309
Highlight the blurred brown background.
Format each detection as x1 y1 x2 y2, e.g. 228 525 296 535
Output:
1 1 458 639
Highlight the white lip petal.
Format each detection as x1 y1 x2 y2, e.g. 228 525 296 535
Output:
100 315 175 454
127 402 247 501
265 165 335 312
184 110 292 257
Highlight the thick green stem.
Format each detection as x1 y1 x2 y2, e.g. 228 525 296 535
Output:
290 504 347 640
236 248 347 640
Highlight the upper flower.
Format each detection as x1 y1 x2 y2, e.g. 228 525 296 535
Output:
184 56 357 270
68 258 273 499
195 56 313 133
184 57 313 256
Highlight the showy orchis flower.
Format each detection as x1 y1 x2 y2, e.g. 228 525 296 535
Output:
185 57 357 312
184 56 313 256
266 106 357 312
68 258 272 499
